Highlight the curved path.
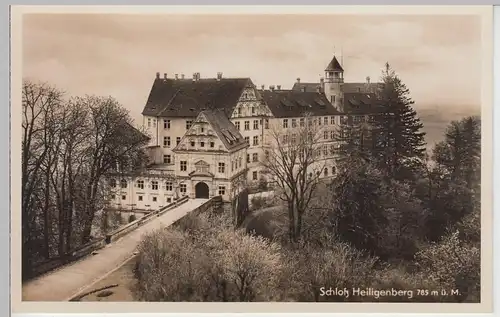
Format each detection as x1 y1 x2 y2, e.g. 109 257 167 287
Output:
22 198 208 301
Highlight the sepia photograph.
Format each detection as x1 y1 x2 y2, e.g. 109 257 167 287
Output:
11 5 493 314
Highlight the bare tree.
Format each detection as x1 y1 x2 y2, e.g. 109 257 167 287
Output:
261 113 330 242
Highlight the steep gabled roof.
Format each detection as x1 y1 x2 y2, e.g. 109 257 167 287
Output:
325 56 344 72
142 77 252 118
261 90 341 118
342 92 385 115
291 82 321 92
343 82 384 93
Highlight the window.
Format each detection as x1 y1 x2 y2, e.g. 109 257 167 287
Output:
330 131 335 140
324 131 329 140
291 134 297 144
318 117 322 126
252 153 258 162
330 144 335 155
166 197 172 203
247 154 250 163
283 119 288 128
122 195 127 200
164 119 171 129
291 118 297 128
218 186 226 196
180 161 187 171
109 179 117 188
324 168 328 176
332 166 336 175
200 126 204 133
186 120 193 130
190 141 195 147
120 179 127 188
251 106 255 115
265 150 269 159
218 162 225 173
176 137 181 145
180 183 187 193
300 118 305 127
331 116 335 125
138 195 143 201
253 120 259 130
231 161 235 172
245 137 250 144
210 141 215 148
147 118 151 127
253 136 259 146
163 136 171 148
163 155 171 164
151 181 158 190
237 107 241 115
111 194 115 200
282 134 289 144
235 121 240 130
265 119 269 129
252 171 258 180
200 141 205 147
165 182 173 191
323 145 328 156
331 96 336 103
136 180 144 189
239 157 242 167
244 121 250 130
340 116 348 125
324 117 328 125
152 196 157 202
153 119 157 127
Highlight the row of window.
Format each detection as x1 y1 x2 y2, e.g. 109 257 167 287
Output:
147 118 194 130
231 156 244 172
110 179 183 191
282 116 336 129
243 135 260 146
111 185 227 201
234 119 269 131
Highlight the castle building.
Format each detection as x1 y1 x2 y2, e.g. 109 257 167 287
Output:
107 55 380 210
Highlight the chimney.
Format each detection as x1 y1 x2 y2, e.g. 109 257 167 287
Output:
163 73 167 80
270 85 275 91
366 76 371 84
277 85 281 90
217 72 222 81
175 73 179 80
301 86 306 92
296 77 300 83
156 72 160 79
193 73 197 81
181 74 185 79
261 84 265 90
320 77 325 89
316 86 322 93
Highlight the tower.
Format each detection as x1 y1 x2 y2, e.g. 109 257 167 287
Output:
324 55 344 110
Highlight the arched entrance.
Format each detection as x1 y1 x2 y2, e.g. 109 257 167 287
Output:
195 182 210 199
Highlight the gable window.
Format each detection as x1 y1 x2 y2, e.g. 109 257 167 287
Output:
120 179 128 189
331 96 336 104
238 157 242 167
164 119 171 129
252 136 259 146
218 186 226 196
244 121 250 130
163 136 171 148
176 137 181 145
291 119 297 128
190 141 195 147
324 117 328 125
299 118 305 127
165 182 173 191
235 121 240 130
163 155 171 164
330 131 335 140
186 120 193 130
153 119 157 127
324 131 328 140
244 137 249 144
283 119 288 128
237 107 242 115
253 120 259 130
180 183 187 194
323 145 328 156
218 162 225 173
252 153 258 162
147 118 151 127
331 116 335 125
200 141 205 147
200 126 204 133
136 180 144 189
180 161 187 171
324 168 328 176
210 141 215 148
151 181 159 190
251 106 255 115
265 119 269 129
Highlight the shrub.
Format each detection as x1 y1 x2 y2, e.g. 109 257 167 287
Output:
250 196 266 210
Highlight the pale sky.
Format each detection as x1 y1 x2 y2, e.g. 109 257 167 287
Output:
22 13 482 124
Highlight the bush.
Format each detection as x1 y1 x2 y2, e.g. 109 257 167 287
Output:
250 196 266 210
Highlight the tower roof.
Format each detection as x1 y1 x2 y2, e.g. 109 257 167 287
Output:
325 55 344 72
